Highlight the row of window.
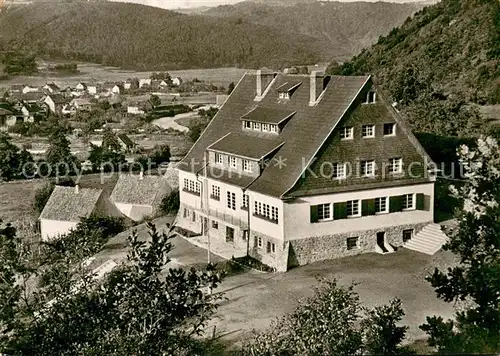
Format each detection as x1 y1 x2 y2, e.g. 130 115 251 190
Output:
243 121 279 134
214 152 254 172
213 220 277 254
345 229 413 251
254 201 279 223
311 193 424 222
327 158 403 179
340 123 395 139
183 178 201 195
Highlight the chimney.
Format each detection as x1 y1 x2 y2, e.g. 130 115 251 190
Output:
256 69 275 97
309 71 325 105
75 185 80 194
139 170 144 180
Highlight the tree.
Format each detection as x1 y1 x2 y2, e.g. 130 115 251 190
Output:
149 144 171 165
188 123 203 143
243 278 412 355
0 133 34 181
148 94 161 109
421 137 500 353
227 82 235 95
45 127 80 177
101 126 121 152
160 189 180 215
0 223 224 355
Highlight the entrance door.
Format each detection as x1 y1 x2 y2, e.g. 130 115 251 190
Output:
377 232 388 253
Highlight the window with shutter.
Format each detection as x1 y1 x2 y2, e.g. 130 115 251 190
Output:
310 205 318 223
389 196 401 212
334 202 347 219
416 193 425 210
362 199 376 216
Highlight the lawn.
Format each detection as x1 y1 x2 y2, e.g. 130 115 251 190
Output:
0 173 118 224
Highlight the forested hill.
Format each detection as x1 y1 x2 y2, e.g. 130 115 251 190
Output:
0 2 323 70
203 1 424 60
327 0 500 137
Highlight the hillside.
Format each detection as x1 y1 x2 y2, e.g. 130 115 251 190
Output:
327 0 500 137
203 1 424 60
0 2 323 70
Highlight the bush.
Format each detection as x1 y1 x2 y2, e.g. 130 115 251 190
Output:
160 189 179 215
33 182 55 215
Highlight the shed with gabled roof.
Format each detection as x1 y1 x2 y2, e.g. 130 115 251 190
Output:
39 185 104 241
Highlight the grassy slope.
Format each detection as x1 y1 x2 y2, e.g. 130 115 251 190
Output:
204 1 424 60
0 2 322 70
327 0 500 136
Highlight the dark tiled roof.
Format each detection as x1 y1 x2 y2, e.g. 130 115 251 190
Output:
25 103 44 113
48 94 68 105
110 174 167 205
275 81 302 93
117 134 135 147
40 186 102 222
179 72 432 198
45 83 60 90
208 132 285 160
240 106 296 125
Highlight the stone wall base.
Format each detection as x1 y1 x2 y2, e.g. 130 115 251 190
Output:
288 221 430 267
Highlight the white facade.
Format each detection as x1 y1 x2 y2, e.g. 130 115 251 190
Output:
114 202 154 222
127 106 145 115
139 79 152 88
40 219 78 241
22 86 39 94
284 182 434 240
172 78 182 86
88 85 98 95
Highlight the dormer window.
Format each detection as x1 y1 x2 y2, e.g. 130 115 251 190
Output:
229 156 237 168
262 123 269 132
270 124 278 133
363 90 376 104
276 81 301 100
245 121 252 129
253 122 261 131
279 92 290 100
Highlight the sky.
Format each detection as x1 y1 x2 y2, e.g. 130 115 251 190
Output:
109 0 427 10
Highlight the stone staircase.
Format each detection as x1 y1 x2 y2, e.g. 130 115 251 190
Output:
404 223 449 255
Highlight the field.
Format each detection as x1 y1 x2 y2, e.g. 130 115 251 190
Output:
0 63 250 91
0 173 119 224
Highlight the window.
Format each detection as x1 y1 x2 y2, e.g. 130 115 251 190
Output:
317 203 332 221
183 208 189 218
361 160 375 177
270 124 277 133
266 241 271 253
245 121 252 129
262 123 269 132
212 220 219 229
362 125 375 138
211 185 220 200
340 126 353 140
253 122 261 131
227 191 236 210
279 92 290 99
403 229 413 242
226 226 234 243
364 91 376 104
215 153 224 165
347 237 359 250
243 159 252 172
183 178 200 195
384 123 395 136
257 237 263 248
347 200 360 217
271 206 278 222
254 201 279 223
375 197 388 214
402 194 415 210
229 156 237 169
242 194 249 209
389 158 403 174
192 211 196 222
332 163 346 179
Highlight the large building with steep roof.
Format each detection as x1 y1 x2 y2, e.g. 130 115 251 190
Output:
176 70 438 271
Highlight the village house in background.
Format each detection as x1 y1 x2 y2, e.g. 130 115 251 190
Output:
110 173 170 222
176 70 446 272
39 185 104 241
